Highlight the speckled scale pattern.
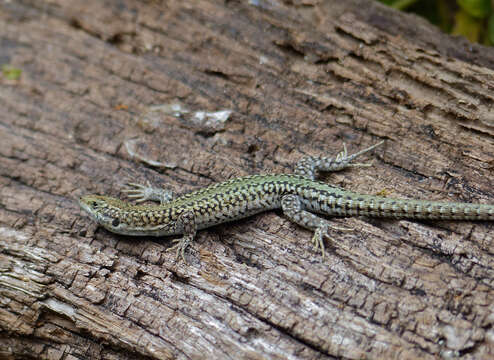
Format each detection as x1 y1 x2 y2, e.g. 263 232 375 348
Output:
79 142 494 262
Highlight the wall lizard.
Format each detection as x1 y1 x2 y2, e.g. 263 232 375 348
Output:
79 141 494 262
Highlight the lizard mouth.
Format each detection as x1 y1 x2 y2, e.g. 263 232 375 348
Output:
78 197 94 218
79 197 120 234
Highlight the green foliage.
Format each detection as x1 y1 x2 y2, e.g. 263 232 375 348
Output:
1 65 22 80
378 0 494 45
488 12 494 43
452 8 483 42
457 0 490 18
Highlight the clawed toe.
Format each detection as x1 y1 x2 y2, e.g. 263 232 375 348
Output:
312 223 355 258
122 181 153 202
166 238 190 264
121 181 173 204
311 226 327 258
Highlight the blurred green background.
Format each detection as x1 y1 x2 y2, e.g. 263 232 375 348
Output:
378 0 494 44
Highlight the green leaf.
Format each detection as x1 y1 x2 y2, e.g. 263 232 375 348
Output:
457 0 490 18
1 65 22 80
377 0 397 5
488 13 494 44
389 0 419 10
377 0 419 9
452 8 483 42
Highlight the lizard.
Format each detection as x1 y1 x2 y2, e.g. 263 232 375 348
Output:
79 141 494 262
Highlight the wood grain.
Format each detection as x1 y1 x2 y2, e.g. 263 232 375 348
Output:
2 0 494 359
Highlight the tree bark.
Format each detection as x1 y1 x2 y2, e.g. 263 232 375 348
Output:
2 0 494 359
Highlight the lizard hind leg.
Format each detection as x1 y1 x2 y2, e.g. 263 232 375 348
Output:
281 194 352 258
295 141 384 180
166 210 197 264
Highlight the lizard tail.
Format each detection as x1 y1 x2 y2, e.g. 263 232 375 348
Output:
320 194 494 220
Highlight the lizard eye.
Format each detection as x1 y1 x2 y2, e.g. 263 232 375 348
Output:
112 218 120 227
90 201 98 208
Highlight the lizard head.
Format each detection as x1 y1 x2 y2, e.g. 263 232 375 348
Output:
79 195 128 233
79 195 176 236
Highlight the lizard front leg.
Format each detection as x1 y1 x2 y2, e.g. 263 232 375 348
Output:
281 194 351 258
167 210 197 263
122 181 174 204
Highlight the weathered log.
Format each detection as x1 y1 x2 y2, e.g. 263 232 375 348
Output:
2 0 494 359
